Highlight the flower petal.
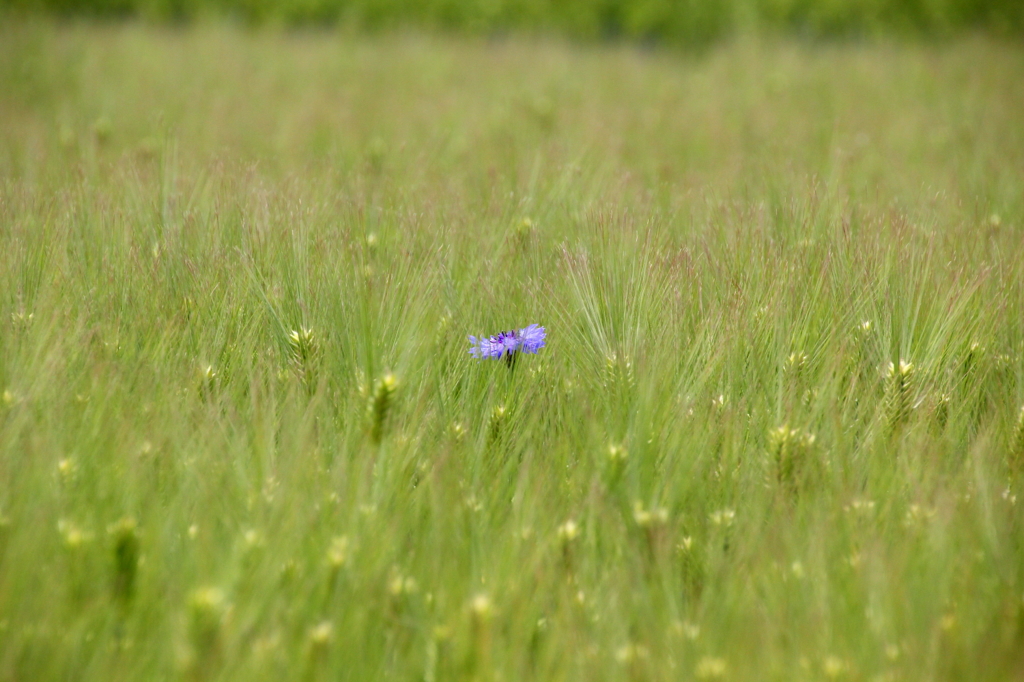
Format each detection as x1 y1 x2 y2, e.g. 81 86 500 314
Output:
517 324 546 353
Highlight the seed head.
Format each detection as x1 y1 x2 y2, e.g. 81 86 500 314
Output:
58 519 94 549
448 421 466 442
469 593 493 621
308 621 334 648
57 457 77 481
933 393 951 430
287 327 321 391
288 327 317 360
557 519 580 543
884 359 915 429
615 643 649 664
327 536 350 569
823 655 845 678
768 424 817 489
10 311 33 329
632 502 668 528
695 656 727 678
709 509 735 528
785 351 807 373
199 364 218 399
187 586 228 663
368 373 398 444
607 443 628 462
487 404 507 445
603 351 636 390
388 571 418 597
189 586 226 613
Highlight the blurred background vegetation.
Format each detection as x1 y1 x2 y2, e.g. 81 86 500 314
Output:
2 0 1022 44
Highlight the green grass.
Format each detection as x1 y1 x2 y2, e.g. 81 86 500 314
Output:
2 21 1024 681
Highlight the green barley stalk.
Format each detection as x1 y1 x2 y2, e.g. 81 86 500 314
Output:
368 373 398 444
885 359 915 431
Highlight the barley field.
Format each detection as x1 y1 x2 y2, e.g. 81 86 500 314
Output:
1 21 1024 681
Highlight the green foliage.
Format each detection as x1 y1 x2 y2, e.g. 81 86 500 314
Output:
2 21 1024 681
2 0 1023 40
108 517 140 607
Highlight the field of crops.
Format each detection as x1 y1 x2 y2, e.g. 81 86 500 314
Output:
1 21 1024 681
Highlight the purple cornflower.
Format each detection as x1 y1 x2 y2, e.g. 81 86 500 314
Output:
469 324 546 365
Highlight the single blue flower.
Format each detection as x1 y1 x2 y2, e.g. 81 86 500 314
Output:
516 324 546 354
469 325 546 363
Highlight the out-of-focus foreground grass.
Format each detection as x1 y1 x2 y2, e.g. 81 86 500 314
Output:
1 21 1024 681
